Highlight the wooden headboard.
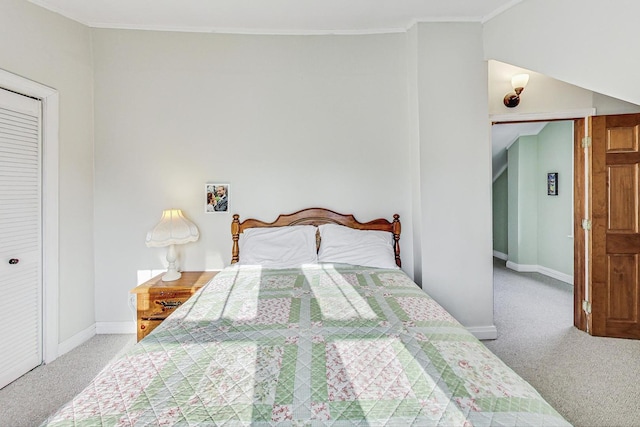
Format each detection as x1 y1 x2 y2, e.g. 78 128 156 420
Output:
231 207 401 267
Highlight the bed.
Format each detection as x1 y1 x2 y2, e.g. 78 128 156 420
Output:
43 208 570 426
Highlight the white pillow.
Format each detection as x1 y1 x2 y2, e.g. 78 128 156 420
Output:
317 223 398 269
238 225 318 268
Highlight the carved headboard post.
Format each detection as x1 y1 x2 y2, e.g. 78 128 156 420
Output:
231 214 240 264
392 214 401 268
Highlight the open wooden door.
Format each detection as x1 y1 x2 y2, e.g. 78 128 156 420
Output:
585 113 640 339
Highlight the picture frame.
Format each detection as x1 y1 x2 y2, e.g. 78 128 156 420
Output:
547 172 558 196
205 183 230 213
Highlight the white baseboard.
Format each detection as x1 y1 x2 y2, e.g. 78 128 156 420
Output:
96 321 137 334
57 324 96 357
505 260 537 272
468 325 498 340
538 266 574 285
493 250 508 261
506 261 574 285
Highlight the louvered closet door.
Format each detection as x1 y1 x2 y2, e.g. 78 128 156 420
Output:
0 87 42 389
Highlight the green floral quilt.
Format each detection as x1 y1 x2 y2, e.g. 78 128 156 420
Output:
43 264 570 426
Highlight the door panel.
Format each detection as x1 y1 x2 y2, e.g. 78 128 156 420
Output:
607 254 637 321
591 113 640 339
607 126 638 152
0 87 42 389
607 164 637 232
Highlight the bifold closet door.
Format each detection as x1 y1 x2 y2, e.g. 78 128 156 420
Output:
0 87 42 389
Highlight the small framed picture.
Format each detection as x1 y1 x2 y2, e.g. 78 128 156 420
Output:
205 183 230 213
547 173 558 196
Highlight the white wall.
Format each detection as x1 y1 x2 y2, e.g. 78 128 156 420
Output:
488 60 593 116
93 25 497 336
592 93 640 116
488 60 640 117
92 30 414 324
414 23 494 335
484 0 640 107
0 0 95 343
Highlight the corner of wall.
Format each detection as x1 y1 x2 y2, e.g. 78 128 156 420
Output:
57 324 96 357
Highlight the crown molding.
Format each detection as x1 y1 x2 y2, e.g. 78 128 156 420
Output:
88 22 408 35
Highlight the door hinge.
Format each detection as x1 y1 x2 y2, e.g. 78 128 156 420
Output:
582 300 592 334
582 136 592 148
582 219 592 230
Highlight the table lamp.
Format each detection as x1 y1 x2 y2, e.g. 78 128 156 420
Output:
145 209 199 281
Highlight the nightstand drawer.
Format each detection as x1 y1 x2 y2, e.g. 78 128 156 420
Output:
140 293 191 319
151 290 192 300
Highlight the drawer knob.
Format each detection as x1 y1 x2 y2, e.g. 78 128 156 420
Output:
9 258 19 265
156 300 182 308
140 325 146 330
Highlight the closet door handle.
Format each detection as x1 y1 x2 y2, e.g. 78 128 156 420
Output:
9 259 19 265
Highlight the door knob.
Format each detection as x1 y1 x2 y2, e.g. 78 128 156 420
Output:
9 259 19 265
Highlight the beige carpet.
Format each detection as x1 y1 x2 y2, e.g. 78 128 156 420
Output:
0 334 135 427
485 258 640 427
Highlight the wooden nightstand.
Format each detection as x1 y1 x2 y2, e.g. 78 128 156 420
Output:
130 271 218 341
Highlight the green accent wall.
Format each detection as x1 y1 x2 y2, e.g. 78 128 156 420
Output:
536 121 574 276
492 170 508 255
508 135 539 265
496 121 574 278
506 142 519 263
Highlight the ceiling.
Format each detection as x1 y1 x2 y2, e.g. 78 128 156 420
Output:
27 0 520 34
491 122 548 180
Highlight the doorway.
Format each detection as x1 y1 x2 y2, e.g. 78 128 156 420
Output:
492 120 575 284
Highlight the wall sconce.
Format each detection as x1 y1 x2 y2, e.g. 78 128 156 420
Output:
503 74 530 108
146 209 199 281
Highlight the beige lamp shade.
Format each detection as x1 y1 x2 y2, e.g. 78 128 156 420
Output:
146 209 199 247
146 209 199 281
